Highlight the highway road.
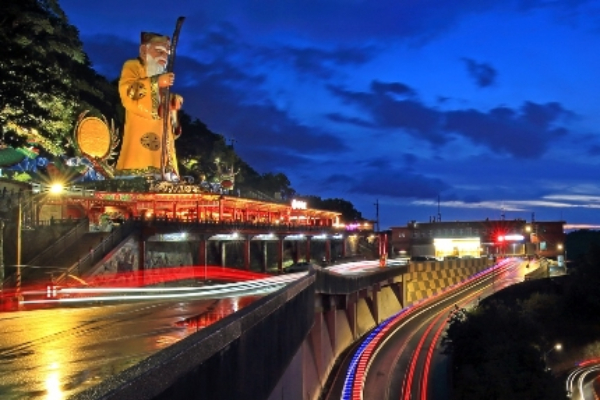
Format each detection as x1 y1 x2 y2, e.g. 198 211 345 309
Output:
0 274 297 400
0 262 369 400
325 257 533 400
566 358 600 400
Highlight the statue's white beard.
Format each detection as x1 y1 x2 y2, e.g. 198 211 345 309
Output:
145 54 166 76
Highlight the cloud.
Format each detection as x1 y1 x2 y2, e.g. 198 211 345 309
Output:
461 58 498 87
327 82 446 143
80 34 135 79
444 102 572 158
328 80 573 158
348 170 449 199
255 45 376 80
325 112 374 128
586 144 600 156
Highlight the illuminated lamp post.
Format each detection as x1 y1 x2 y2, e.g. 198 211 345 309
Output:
543 343 562 371
0 220 4 295
15 183 64 303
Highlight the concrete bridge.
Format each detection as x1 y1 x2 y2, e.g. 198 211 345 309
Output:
69 255 489 400
2 216 489 399
2 217 368 290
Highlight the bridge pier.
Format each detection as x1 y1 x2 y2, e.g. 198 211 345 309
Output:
220 241 226 267
292 242 299 264
244 236 251 270
138 230 146 272
364 284 380 324
261 241 268 272
198 236 207 279
344 292 357 340
277 236 284 273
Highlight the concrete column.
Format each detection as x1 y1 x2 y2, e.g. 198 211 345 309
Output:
138 231 146 271
345 294 357 339
261 241 268 272
305 236 312 262
0 220 4 294
292 241 299 264
325 239 331 263
244 236 251 270
220 241 226 267
372 285 379 323
324 299 337 350
218 196 224 222
277 236 284 273
198 236 207 267
309 314 324 378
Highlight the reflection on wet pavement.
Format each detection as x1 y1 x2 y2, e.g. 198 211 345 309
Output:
0 295 263 400
175 295 262 331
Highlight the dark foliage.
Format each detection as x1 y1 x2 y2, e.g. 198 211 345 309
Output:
565 229 600 263
0 1 364 220
443 301 567 400
296 195 363 222
0 0 116 156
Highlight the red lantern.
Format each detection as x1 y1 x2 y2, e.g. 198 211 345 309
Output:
221 180 233 189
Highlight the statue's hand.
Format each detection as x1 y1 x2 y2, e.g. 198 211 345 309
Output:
158 73 175 88
170 94 183 110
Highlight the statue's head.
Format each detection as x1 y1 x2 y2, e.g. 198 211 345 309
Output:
139 32 170 76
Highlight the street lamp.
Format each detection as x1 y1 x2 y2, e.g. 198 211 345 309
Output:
0 220 4 294
14 183 65 302
543 343 562 370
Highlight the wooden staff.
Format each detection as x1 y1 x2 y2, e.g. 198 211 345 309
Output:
161 16 185 181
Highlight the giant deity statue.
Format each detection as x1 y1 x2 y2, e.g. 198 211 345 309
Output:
115 32 183 180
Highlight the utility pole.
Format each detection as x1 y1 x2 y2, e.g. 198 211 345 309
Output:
374 199 380 233
0 220 4 295
16 198 22 302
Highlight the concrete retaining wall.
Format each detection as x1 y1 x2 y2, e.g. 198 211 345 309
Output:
72 274 315 400
269 282 403 400
405 258 490 305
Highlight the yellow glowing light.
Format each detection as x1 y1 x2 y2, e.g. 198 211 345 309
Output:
45 371 64 400
49 183 64 195
433 237 481 257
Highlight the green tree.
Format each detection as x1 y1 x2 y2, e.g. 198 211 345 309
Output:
443 301 566 400
565 229 600 263
565 241 600 318
175 113 248 185
0 0 113 156
299 195 362 221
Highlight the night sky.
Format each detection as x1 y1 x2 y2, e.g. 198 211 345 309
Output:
59 0 600 230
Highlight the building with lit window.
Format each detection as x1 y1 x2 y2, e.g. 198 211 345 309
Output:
389 218 565 260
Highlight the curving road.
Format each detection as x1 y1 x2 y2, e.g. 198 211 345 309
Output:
0 274 296 400
0 262 371 400
326 258 531 400
566 359 600 400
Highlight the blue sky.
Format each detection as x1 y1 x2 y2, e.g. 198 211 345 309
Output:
59 0 600 230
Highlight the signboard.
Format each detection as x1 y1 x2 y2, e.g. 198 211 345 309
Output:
291 199 307 209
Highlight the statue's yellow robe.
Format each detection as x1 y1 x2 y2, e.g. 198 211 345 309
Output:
115 58 179 176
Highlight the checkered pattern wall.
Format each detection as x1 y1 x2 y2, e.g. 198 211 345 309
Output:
405 260 489 305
